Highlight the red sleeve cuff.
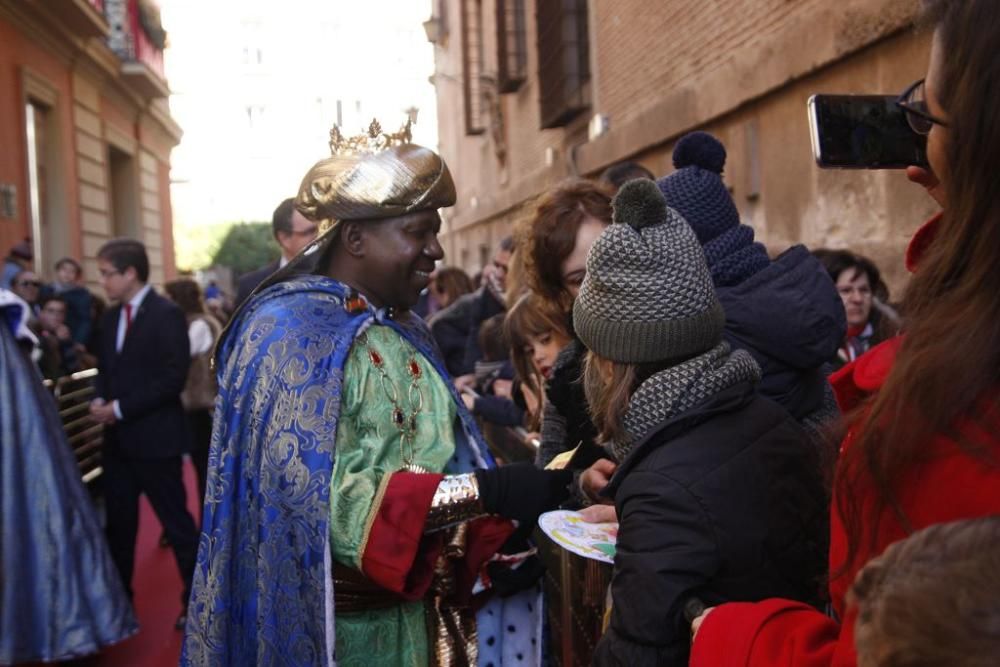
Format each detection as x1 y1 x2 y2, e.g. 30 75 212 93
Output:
361 472 445 601
690 599 840 667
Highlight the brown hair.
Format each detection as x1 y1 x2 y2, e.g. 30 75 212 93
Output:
582 352 637 444
165 278 206 316
836 0 1000 576
504 292 571 429
516 178 614 318
582 351 676 445
433 266 474 309
849 516 1000 667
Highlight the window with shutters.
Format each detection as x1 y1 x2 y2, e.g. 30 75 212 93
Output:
496 0 527 92
536 0 591 129
461 0 486 135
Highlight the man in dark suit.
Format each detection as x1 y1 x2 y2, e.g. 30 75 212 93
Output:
89 238 199 630
233 197 319 308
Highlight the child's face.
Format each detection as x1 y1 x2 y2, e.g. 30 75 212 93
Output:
526 331 567 380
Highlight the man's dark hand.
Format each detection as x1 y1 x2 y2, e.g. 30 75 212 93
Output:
475 462 572 523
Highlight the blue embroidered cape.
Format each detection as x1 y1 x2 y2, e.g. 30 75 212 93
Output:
181 275 540 666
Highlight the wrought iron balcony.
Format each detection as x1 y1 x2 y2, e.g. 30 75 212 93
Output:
106 0 169 99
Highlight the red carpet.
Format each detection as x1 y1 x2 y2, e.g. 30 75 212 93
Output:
91 460 202 667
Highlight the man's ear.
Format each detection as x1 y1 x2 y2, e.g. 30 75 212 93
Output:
340 221 366 258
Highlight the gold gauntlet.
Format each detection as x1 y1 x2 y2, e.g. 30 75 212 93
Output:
425 473 485 532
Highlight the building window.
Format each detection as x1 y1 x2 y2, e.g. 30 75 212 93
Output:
460 0 486 135
536 0 591 129
108 145 139 239
496 0 526 93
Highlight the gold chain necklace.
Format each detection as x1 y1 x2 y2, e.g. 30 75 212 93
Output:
357 330 425 470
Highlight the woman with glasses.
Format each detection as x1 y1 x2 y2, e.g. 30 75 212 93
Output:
690 2 1000 665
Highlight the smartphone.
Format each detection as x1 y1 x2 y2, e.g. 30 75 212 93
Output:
807 94 927 169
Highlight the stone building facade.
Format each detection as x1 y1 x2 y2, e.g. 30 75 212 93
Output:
429 0 935 295
0 0 180 289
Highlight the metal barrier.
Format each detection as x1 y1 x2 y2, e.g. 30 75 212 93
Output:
43 368 104 487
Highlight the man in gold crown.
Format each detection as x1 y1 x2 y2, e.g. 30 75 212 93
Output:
181 121 570 666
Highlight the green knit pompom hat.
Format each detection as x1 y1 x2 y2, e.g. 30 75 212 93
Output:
572 178 725 364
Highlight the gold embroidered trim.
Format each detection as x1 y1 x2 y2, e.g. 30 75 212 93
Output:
358 472 394 566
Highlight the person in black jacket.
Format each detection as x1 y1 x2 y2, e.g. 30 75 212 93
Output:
658 132 846 439
574 180 828 665
234 197 319 308
89 238 200 631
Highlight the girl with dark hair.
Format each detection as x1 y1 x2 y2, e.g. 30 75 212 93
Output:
691 2 1000 664
164 278 222 504
503 292 572 431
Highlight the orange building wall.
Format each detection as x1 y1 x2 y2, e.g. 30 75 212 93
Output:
0 9 180 288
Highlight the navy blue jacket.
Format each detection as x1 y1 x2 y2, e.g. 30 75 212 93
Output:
717 245 845 420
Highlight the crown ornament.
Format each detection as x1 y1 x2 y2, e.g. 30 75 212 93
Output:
328 118 413 156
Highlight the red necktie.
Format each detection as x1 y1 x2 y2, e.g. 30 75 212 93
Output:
124 303 133 338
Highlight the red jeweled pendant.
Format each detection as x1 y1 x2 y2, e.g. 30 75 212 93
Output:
408 359 422 378
369 349 383 367
345 295 367 313
393 408 405 426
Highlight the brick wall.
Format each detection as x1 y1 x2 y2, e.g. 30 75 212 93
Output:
432 0 932 294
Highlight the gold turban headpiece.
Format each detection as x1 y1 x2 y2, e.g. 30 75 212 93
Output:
220 119 456 341
294 119 456 239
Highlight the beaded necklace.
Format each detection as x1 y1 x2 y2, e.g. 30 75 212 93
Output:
356 329 426 471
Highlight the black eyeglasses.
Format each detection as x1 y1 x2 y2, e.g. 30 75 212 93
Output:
896 79 949 135
16 280 42 288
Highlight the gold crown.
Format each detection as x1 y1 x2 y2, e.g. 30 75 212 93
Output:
328 118 413 156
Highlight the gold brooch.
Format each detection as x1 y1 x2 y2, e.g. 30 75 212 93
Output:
328 118 413 156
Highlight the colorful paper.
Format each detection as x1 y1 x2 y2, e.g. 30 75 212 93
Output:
538 510 618 564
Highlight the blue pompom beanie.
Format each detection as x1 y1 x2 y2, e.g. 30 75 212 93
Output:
657 131 770 287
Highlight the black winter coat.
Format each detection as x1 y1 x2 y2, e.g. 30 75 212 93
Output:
717 245 845 420
593 383 828 666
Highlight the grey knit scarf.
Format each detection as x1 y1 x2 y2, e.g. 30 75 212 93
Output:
613 342 761 461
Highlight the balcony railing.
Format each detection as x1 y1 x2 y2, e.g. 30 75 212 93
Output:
106 0 168 97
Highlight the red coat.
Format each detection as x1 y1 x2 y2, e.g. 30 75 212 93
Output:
690 332 1000 667
691 214 1000 666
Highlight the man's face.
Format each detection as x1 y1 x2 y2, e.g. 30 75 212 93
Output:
39 300 67 331
357 210 444 310
98 258 137 302
491 248 511 293
276 210 319 260
12 271 41 304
